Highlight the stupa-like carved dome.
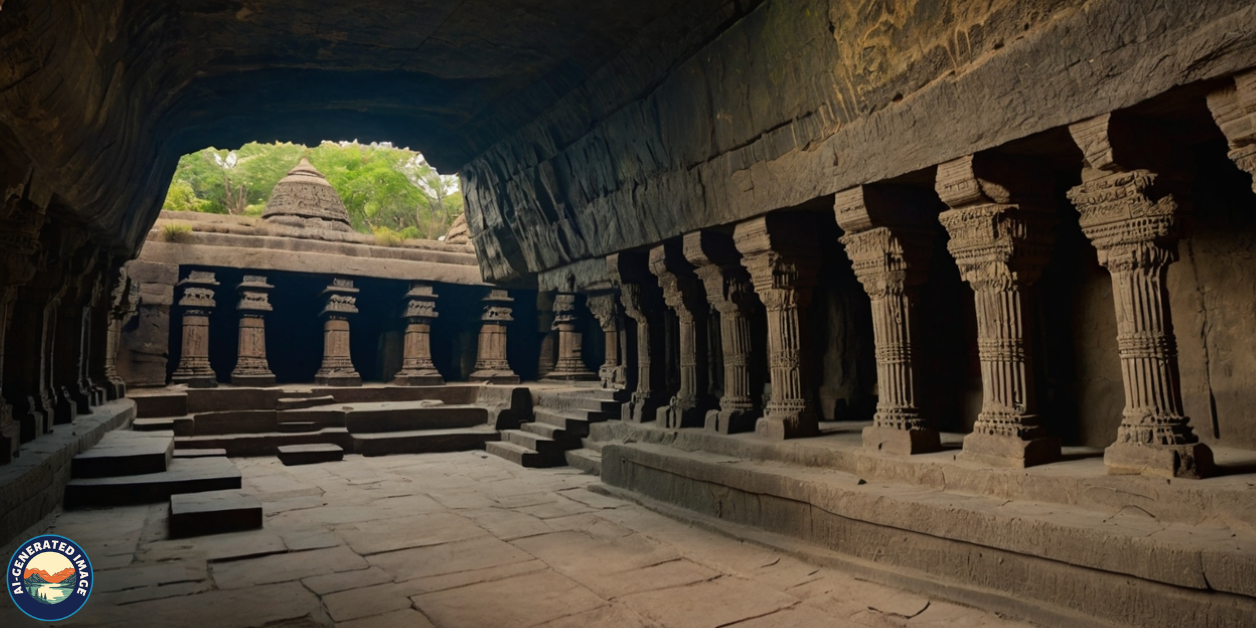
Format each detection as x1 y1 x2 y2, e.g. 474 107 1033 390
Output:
262 157 353 231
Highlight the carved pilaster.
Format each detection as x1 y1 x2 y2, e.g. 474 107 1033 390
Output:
585 291 625 391
395 282 443 386
230 275 276 387
1206 70 1256 193
1066 113 1213 479
733 214 822 440
314 277 361 387
170 271 219 388
0 196 45 462
834 185 941 455
535 291 557 378
542 292 597 382
102 266 139 400
470 289 520 384
609 252 665 422
648 241 713 428
683 230 761 434
936 154 1060 468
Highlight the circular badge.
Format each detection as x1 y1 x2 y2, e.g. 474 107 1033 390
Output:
7 535 92 621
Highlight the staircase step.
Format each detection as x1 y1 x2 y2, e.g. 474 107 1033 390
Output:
72 431 173 478
277 443 344 466
131 392 188 418
565 448 602 475
504 429 579 454
339 402 488 433
352 426 499 457
278 421 319 433
169 490 263 538
567 396 620 413
521 422 565 440
485 441 565 468
176 428 352 457
173 448 226 458
65 457 242 508
275 395 336 410
191 410 277 435
133 418 175 431
534 409 599 434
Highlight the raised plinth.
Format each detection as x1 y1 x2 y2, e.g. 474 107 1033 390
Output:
1104 441 1215 480
169 490 262 538
959 431 1060 469
277 443 344 466
862 425 941 456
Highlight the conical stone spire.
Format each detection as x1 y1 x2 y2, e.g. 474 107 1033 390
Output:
262 157 353 231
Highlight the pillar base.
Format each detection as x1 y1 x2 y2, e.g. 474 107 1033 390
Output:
1 418 17 465
394 372 444 386
959 432 1060 469
172 375 218 389
54 392 78 425
755 413 820 440
231 373 277 387
1104 441 1214 479
625 393 663 423
470 370 521 385
705 408 759 434
543 370 598 382
863 425 942 456
315 373 361 387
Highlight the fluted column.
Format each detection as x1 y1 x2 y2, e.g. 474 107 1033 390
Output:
0 197 45 463
648 241 713 428
544 292 597 381
395 282 443 386
101 267 138 400
230 275 276 387
734 214 822 440
609 252 665 423
170 271 219 388
314 278 361 387
936 154 1060 467
1066 113 1213 479
470 289 521 384
834 185 942 455
684 230 761 434
585 291 625 391
1207 70 1256 191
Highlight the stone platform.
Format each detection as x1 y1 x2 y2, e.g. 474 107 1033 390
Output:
592 421 1256 628
277 443 344 466
169 490 263 538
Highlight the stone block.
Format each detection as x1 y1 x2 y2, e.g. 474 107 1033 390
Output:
277 443 344 466
169 489 262 538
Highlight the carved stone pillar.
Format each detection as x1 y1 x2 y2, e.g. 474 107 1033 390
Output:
0 197 45 463
682 231 759 433
1207 70 1256 191
609 252 665 423
649 242 713 428
834 185 941 455
230 275 276 387
585 291 625 391
101 266 138 400
1066 114 1213 479
171 271 220 388
544 293 597 381
470 289 520 384
733 214 822 440
394 282 443 386
116 261 177 388
936 154 1059 468
315 278 361 387
535 291 557 379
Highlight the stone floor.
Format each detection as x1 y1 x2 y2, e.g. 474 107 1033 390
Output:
4 452 1039 628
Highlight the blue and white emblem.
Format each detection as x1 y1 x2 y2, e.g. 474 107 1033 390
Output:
7 535 93 621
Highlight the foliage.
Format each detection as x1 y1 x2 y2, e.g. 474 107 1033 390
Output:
161 222 193 242
161 141 463 240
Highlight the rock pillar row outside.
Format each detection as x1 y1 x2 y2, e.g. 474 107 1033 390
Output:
170 271 220 388
733 214 823 440
545 293 597 381
230 275 276 387
683 230 761 434
394 282 443 386
834 185 942 455
1207 70 1256 192
469 289 521 384
314 278 362 387
649 241 715 428
585 291 626 391
101 267 138 400
936 154 1060 468
1066 113 1214 479
609 251 666 423
0 196 45 464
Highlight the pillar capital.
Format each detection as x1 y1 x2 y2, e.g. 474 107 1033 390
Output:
835 184 941 455
734 214 822 440
318 277 359 319
1207 70 1256 191
1066 113 1212 479
396 282 443 386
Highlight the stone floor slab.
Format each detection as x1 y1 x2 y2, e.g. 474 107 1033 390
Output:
210 545 367 589
411 569 605 628
619 576 799 628
368 534 534 582
335 608 437 628
339 511 487 555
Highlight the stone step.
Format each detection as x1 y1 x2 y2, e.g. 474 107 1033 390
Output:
485 441 565 468
344 403 488 433
275 395 336 410
191 410 277 435
65 457 242 509
565 448 602 475
168 490 263 538
176 428 353 457
133 417 175 431
71 431 173 479
131 392 188 418
533 409 606 435
564 396 621 413
520 421 566 440
278 421 319 433
352 426 499 457
173 448 226 458
504 429 579 454
277 443 344 466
